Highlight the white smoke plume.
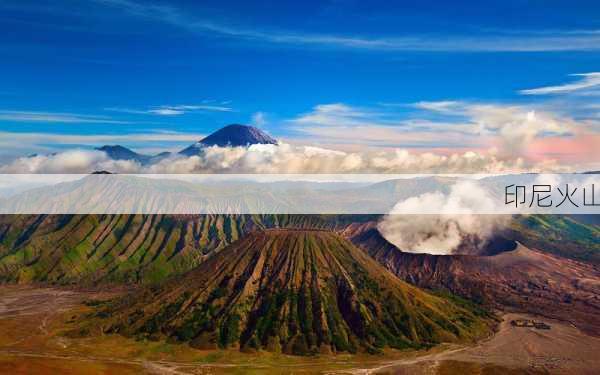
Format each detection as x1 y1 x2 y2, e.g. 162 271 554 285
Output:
377 181 511 255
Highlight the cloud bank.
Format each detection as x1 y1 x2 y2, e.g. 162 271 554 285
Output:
0 150 142 174
0 142 562 174
291 101 585 161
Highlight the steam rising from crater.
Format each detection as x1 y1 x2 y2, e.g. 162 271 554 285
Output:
378 181 511 255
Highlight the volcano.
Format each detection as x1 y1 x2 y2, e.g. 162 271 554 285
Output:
96 229 490 355
95 145 171 165
345 221 600 336
179 124 277 155
95 145 150 163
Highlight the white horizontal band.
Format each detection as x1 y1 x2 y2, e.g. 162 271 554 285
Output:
0 173 598 214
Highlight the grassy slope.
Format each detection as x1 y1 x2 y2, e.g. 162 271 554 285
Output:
87 230 492 356
0 215 371 284
510 215 600 264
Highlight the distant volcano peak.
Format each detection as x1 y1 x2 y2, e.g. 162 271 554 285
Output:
96 144 135 154
95 145 147 162
95 145 170 165
179 124 277 155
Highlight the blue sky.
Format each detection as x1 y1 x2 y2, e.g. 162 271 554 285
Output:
1 0 600 163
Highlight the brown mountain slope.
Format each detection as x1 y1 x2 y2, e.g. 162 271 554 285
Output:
91 229 492 355
344 222 600 336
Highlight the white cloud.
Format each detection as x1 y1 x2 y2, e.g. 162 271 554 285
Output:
148 108 184 116
0 110 129 124
290 102 577 154
251 111 267 127
172 104 233 112
0 141 538 174
0 150 140 174
290 103 479 149
106 103 233 116
465 105 573 154
0 131 204 146
293 103 380 127
520 72 600 95
96 0 600 52
412 101 462 114
406 101 577 154
146 143 533 174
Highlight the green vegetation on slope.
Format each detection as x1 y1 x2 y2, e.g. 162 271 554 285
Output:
89 230 492 356
0 214 373 284
0 215 234 284
510 215 600 264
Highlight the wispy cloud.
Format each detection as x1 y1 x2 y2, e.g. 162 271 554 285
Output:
96 0 600 52
150 108 184 116
292 103 472 132
290 103 479 149
106 103 234 116
251 112 267 127
0 130 203 146
520 72 600 95
0 110 130 124
412 101 463 114
289 101 590 157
